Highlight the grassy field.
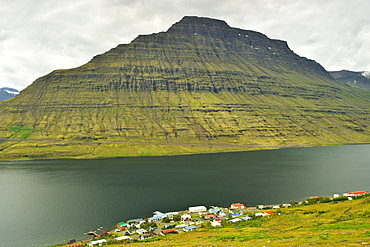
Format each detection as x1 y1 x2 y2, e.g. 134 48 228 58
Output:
66 196 370 247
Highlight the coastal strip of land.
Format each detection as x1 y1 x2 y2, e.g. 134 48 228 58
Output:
2 136 367 161
52 190 370 247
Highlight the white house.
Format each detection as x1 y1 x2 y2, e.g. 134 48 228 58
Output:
115 236 131 241
211 220 222 227
88 239 106 247
188 206 207 213
255 212 265 217
136 229 148 235
175 224 188 228
229 218 242 223
181 214 192 221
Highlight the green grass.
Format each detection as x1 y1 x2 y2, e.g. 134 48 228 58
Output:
58 195 370 247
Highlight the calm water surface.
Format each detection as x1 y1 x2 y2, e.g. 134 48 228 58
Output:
0 145 369 246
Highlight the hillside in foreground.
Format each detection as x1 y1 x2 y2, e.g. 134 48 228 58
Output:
53 194 370 246
1 16 370 160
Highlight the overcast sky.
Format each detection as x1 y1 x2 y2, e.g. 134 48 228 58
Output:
1 0 369 90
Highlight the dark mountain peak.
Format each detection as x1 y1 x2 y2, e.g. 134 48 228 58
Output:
330 70 370 91
169 16 230 29
166 16 232 36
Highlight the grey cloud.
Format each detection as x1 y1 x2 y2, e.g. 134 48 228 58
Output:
0 0 369 90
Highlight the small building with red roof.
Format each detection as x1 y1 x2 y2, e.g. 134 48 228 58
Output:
343 191 367 197
230 203 245 209
161 229 177 235
203 214 216 219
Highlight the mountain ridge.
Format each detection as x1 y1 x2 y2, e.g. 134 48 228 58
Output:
330 70 370 91
1 16 370 160
0 87 19 101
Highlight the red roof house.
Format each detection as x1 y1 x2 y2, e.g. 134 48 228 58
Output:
343 191 367 197
204 214 216 219
231 203 245 209
161 229 177 235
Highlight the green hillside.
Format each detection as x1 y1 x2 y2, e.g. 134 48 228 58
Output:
1 16 370 160
50 195 370 247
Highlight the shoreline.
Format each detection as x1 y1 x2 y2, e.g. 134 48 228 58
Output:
55 190 369 247
1 139 369 162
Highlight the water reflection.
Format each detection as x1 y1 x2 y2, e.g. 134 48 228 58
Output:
0 145 369 246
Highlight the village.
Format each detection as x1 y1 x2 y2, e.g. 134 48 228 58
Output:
61 191 368 247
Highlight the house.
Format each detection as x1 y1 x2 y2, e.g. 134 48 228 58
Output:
255 212 265 217
218 211 227 217
136 229 148 235
161 229 177 235
188 206 207 213
164 224 172 228
136 218 145 224
209 206 223 214
240 216 251 221
211 220 222 227
181 214 192 221
203 214 216 219
88 239 106 247
61 243 82 247
140 231 156 239
272 205 280 209
264 211 275 216
149 226 157 231
148 215 162 222
115 236 131 241
126 219 136 227
230 203 245 209
229 218 242 223
175 224 188 228
116 222 128 229
343 191 367 197
166 212 179 218
231 213 240 218
183 225 197 232
209 208 219 214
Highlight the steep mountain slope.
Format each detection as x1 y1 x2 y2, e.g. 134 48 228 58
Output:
0 87 19 101
330 70 370 91
1 16 370 160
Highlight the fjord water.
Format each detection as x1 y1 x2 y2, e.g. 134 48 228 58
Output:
0 145 369 246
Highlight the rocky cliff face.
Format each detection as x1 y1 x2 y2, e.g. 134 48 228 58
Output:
330 70 370 91
1 16 370 154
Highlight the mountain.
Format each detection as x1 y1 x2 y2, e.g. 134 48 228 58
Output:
330 70 370 91
1 16 370 160
0 87 19 101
